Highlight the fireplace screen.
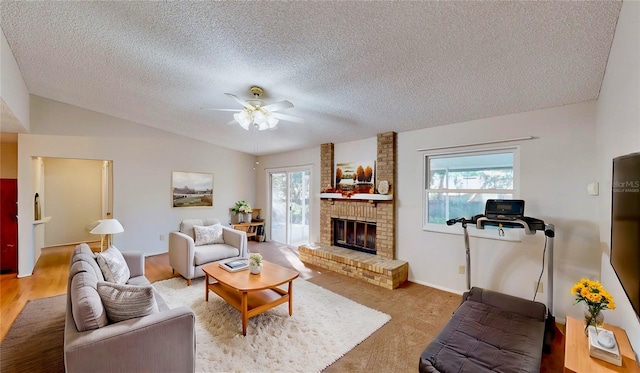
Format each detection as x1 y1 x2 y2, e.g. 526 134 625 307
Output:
333 219 376 254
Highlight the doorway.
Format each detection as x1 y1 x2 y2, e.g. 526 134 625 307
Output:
269 168 311 246
42 158 113 247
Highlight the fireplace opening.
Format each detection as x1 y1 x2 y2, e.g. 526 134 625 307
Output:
333 218 376 254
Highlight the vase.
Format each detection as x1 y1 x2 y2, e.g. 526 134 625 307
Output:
249 263 262 275
584 308 605 336
230 212 240 225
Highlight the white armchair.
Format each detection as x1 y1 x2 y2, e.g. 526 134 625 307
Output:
169 218 248 285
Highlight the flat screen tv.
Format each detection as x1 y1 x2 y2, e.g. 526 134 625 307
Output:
610 152 640 318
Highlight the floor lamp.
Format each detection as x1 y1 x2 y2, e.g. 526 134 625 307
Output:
90 219 124 251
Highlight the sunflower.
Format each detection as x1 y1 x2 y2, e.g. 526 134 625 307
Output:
572 278 616 313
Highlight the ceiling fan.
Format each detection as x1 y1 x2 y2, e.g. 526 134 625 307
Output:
209 86 304 131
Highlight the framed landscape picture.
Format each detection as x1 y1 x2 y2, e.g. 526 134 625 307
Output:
335 161 375 193
172 171 213 208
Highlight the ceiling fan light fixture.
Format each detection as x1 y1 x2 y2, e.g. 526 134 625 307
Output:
253 110 266 125
238 120 251 131
267 115 278 128
234 112 251 130
220 86 303 131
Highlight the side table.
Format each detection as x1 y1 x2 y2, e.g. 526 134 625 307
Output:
231 221 264 241
564 316 639 372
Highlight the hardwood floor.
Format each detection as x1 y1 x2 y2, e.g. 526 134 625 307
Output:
1 245 72 341
0 241 565 372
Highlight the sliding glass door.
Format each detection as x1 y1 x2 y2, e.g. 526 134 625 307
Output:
269 168 310 246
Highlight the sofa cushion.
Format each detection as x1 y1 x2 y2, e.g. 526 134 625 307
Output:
70 271 108 332
180 218 221 240
71 252 105 282
73 243 94 257
97 282 159 323
96 246 130 284
126 275 151 286
193 243 240 266
194 224 225 246
419 299 545 373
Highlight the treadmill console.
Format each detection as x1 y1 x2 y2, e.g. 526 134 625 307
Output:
485 199 525 220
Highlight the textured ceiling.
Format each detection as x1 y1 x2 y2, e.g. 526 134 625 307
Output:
0 1 621 155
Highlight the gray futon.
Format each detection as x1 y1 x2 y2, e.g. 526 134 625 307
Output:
419 287 547 373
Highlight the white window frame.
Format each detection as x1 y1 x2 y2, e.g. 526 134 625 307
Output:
422 147 521 241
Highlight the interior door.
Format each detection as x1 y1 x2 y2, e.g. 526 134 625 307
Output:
269 169 310 246
0 179 18 273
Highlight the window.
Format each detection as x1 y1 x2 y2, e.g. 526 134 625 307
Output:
424 149 517 230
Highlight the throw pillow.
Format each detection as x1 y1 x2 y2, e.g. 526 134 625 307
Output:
96 246 130 284
97 282 159 323
193 224 224 246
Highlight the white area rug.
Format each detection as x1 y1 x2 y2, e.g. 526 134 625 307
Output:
153 277 391 373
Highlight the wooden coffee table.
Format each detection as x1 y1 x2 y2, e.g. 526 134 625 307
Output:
202 260 299 335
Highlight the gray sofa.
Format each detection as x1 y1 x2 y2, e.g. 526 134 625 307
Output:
64 243 196 373
169 218 248 285
419 287 547 373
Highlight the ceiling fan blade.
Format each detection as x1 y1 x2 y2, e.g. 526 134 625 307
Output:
271 112 305 123
225 93 253 109
202 108 241 112
262 100 294 112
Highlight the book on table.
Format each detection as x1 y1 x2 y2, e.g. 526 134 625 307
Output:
219 259 249 272
587 326 622 366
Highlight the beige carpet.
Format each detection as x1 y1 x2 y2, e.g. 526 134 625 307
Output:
0 295 66 373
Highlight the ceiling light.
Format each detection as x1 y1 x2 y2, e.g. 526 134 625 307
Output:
215 86 303 131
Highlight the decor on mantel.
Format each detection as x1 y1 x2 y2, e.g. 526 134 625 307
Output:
378 180 389 195
334 161 375 195
321 160 389 201
571 278 615 336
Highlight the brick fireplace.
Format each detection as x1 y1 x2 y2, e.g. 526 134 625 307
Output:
299 132 408 289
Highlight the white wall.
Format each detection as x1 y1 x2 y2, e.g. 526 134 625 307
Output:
0 27 29 131
256 103 599 323
398 102 599 321
596 0 640 356
44 158 102 246
1 141 17 178
18 97 256 276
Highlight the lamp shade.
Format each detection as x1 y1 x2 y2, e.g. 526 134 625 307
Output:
90 219 124 235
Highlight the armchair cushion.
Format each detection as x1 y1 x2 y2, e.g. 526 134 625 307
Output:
180 218 221 240
194 223 225 245
193 244 240 266
96 246 130 284
97 282 159 323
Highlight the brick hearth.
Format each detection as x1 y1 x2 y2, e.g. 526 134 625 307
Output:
299 132 408 289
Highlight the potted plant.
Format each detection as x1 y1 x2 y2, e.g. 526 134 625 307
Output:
249 253 263 274
231 200 253 223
